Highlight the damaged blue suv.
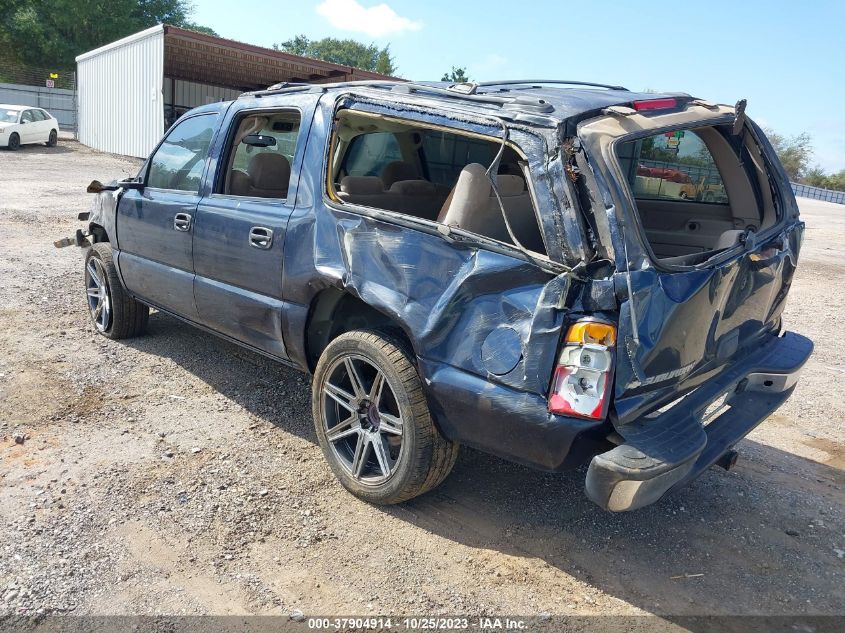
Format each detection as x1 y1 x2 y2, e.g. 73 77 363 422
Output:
62 80 812 511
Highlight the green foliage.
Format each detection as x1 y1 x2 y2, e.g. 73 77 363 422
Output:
803 166 845 191
276 35 396 76
441 66 469 83
763 128 813 181
0 0 217 69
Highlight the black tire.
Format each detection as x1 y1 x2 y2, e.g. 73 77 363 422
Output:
47 130 57 147
7 133 20 150
312 329 459 504
84 242 149 339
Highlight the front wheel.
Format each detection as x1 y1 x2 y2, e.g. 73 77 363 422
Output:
312 330 459 504
7 133 20 150
84 243 149 339
47 130 57 147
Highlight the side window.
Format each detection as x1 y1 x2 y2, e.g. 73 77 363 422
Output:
146 114 216 192
31 110 46 121
421 130 497 186
328 109 546 255
619 130 728 204
20 110 34 123
343 132 403 178
221 110 301 198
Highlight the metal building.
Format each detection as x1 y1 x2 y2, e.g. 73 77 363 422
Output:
76 24 393 158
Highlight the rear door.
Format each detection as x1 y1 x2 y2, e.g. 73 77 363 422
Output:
191 96 315 358
116 112 219 321
579 110 804 423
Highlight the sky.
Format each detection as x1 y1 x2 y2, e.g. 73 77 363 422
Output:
191 0 845 172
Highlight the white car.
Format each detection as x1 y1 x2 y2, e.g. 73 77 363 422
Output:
0 104 59 150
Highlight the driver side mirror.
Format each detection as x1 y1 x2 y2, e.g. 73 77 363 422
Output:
242 134 276 148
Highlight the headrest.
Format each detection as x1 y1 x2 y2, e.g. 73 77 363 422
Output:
495 174 525 197
438 163 491 220
381 161 418 188
389 179 437 196
248 153 290 190
340 175 384 195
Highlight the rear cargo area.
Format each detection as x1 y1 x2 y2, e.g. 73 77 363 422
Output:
615 122 782 266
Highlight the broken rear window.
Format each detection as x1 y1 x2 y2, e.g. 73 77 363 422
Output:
328 110 547 255
615 125 778 263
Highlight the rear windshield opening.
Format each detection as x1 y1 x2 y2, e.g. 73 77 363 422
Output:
616 125 780 265
327 109 547 256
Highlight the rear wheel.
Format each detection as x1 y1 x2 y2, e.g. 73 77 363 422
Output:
7 133 20 150
84 243 149 339
312 330 459 504
47 130 57 147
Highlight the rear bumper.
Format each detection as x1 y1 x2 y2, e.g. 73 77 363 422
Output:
585 331 813 511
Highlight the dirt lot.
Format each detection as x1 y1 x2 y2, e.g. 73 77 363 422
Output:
0 140 843 622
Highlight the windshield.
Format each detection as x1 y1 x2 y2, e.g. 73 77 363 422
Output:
0 110 19 123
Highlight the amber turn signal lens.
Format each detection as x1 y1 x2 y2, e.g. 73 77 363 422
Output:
564 322 616 346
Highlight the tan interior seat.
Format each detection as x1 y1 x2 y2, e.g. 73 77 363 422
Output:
437 164 544 251
229 169 251 196
437 163 493 233
381 161 419 188
247 153 290 198
229 153 291 198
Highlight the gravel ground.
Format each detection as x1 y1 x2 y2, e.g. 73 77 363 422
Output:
0 140 842 621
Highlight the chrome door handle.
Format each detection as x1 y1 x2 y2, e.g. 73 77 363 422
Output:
174 213 192 232
249 226 273 250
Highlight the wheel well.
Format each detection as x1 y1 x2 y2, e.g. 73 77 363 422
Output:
88 223 109 243
305 289 414 371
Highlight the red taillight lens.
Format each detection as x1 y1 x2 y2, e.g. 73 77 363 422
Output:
548 322 615 420
631 98 678 112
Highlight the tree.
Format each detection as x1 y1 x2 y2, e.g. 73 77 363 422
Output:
276 35 396 76
441 66 469 83
0 0 217 69
804 166 845 192
763 129 813 181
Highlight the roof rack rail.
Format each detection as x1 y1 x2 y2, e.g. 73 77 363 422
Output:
243 79 556 115
241 82 313 98
451 79 629 94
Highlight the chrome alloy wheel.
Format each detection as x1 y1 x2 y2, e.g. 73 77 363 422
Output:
85 258 111 332
321 355 404 484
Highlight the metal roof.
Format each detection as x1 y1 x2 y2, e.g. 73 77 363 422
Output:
160 26 396 92
75 24 397 93
241 80 689 126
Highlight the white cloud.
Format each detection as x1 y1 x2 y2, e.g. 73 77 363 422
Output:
316 0 423 38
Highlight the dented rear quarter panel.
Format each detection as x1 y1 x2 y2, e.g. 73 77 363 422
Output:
276 94 609 468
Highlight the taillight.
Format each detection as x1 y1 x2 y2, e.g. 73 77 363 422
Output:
631 98 678 112
548 321 616 420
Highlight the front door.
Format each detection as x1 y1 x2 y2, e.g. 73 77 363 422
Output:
192 101 313 358
19 109 37 142
116 112 219 320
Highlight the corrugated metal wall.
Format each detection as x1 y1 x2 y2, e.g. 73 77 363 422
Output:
164 79 240 109
76 25 164 158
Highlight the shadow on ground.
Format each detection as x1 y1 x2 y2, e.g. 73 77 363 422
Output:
125 311 845 619
2 142 75 155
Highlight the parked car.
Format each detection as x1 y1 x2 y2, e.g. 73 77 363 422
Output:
57 80 812 511
636 164 692 183
0 104 59 150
